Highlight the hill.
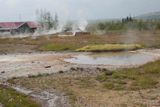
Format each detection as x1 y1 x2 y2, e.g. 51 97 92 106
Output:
136 11 160 20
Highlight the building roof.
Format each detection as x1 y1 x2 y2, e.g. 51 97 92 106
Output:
0 22 37 29
27 22 38 28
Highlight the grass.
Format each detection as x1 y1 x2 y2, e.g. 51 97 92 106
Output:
8 60 160 107
0 85 40 107
0 30 160 53
97 60 160 90
39 43 79 51
76 44 143 52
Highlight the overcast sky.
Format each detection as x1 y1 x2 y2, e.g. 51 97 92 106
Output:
0 0 160 22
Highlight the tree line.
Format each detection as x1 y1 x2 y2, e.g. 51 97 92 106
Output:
87 16 160 34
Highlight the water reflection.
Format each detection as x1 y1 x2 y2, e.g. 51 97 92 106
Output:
65 52 156 66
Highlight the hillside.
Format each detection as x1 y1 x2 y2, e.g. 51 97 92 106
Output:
136 11 160 20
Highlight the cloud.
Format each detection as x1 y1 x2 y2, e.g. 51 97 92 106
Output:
0 0 160 22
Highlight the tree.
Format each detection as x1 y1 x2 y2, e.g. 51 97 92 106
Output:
63 21 73 32
36 9 59 31
98 23 106 30
53 13 59 30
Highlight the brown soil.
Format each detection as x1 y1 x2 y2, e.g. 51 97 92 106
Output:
10 70 160 107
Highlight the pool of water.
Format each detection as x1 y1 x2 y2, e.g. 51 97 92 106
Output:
65 52 157 66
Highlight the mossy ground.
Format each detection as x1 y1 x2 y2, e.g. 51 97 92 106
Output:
76 44 143 52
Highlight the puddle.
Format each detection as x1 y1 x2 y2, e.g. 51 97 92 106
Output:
65 51 157 66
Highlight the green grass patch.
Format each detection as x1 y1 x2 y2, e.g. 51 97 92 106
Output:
0 85 40 107
131 76 158 90
76 44 143 52
39 43 80 51
96 60 160 90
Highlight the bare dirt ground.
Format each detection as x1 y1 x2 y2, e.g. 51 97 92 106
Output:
0 49 160 80
0 44 37 54
10 66 160 107
0 49 160 107
0 52 76 107
0 52 73 80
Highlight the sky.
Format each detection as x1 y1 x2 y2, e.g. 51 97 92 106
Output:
0 0 160 22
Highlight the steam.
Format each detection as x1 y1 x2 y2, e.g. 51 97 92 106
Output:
34 19 89 37
120 29 155 47
121 30 139 44
0 32 33 38
34 22 65 35
77 19 88 31
0 19 89 38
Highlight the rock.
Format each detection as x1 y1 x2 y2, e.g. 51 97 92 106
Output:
59 71 64 74
76 67 83 71
70 67 77 71
102 68 107 72
105 70 113 76
79 68 84 71
1 71 5 74
96 67 101 71
45 66 51 68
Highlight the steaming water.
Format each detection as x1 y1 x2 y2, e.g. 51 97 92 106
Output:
65 52 157 66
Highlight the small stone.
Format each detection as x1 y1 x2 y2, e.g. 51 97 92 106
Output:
59 71 64 73
79 68 84 71
96 67 101 71
70 67 77 71
1 71 5 74
102 68 107 72
45 66 51 68
105 71 113 76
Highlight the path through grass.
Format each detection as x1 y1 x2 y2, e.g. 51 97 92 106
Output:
0 85 40 107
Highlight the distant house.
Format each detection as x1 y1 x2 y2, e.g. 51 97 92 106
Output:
0 22 38 34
